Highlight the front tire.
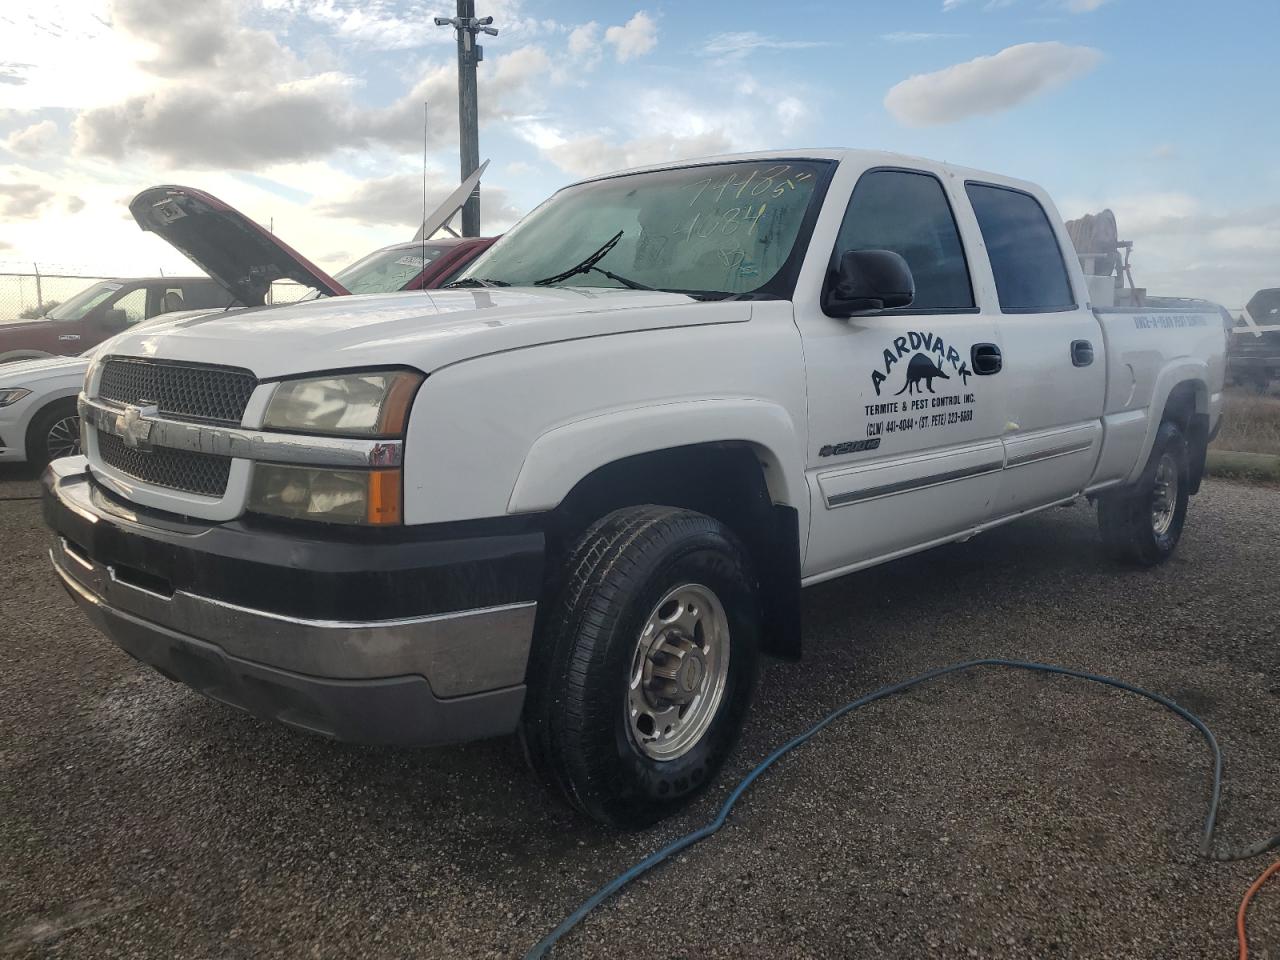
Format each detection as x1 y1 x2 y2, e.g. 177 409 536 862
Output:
523 506 760 828
25 398 81 471
1097 420 1190 566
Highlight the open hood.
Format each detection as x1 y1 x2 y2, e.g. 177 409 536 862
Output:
129 185 349 307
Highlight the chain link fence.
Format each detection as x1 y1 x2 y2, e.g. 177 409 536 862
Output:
0 267 308 320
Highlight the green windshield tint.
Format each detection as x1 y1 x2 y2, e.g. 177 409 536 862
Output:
457 160 829 296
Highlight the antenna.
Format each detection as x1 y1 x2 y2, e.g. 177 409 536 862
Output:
430 100 435 293
422 100 428 290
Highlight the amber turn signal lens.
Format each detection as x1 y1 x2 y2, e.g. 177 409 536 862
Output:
366 469 402 525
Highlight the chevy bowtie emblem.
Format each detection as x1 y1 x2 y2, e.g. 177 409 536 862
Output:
116 402 158 451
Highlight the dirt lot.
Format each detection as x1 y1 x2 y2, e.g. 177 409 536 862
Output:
2 466 1278 959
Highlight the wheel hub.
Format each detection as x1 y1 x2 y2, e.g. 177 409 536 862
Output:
627 583 730 761
643 633 707 706
1151 452 1178 537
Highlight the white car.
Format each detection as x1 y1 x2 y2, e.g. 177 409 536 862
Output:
44 148 1227 827
0 355 88 467
3 182 491 469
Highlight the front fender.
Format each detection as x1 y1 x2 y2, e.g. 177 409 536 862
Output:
507 397 808 533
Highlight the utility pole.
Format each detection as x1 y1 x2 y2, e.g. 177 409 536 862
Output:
435 2 498 237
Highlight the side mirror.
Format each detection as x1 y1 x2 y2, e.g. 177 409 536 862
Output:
822 249 915 317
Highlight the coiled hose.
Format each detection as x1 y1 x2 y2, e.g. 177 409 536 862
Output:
524 658 1280 959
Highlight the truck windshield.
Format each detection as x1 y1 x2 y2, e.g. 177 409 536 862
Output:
45 282 123 321
332 244 451 295
456 159 831 298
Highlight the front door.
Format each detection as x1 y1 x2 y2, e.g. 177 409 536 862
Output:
795 164 1008 580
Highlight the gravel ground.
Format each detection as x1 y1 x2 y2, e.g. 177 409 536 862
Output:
1 465 1277 959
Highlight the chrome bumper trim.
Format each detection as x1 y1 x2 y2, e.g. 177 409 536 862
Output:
51 536 536 698
79 396 403 468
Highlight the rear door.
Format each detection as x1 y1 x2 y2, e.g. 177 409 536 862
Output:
963 182 1106 516
795 164 1008 579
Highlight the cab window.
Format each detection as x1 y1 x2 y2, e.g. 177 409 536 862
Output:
965 182 1075 312
834 169 974 311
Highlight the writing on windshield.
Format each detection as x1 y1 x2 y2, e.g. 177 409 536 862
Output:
458 160 828 297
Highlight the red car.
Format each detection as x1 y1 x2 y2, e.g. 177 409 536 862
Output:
0 276 236 364
0 185 496 366
128 184 497 306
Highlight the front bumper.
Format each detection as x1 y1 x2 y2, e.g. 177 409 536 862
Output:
43 457 545 745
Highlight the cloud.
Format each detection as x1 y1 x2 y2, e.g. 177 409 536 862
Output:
882 31 967 42
702 31 832 60
533 130 735 179
314 171 523 233
64 195 85 214
1149 143 1177 160
0 62 32 85
3 119 59 157
604 11 657 63
884 42 1102 126
0 182 55 218
1063 0 1112 10
74 43 552 168
567 21 602 68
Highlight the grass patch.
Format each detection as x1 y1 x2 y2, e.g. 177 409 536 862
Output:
1211 388 1280 457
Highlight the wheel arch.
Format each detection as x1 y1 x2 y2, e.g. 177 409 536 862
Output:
537 439 804 662
1126 363 1210 491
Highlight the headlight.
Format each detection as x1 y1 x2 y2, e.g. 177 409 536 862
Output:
249 464 402 525
0 388 31 407
250 369 422 525
262 370 423 437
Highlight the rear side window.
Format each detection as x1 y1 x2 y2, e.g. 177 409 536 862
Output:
835 169 974 310
965 183 1075 312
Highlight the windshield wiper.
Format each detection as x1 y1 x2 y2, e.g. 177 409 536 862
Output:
441 277 510 288
532 231 653 290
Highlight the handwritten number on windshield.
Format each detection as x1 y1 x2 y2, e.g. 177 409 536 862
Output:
686 165 812 208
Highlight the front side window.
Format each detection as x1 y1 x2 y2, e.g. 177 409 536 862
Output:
835 169 974 310
965 182 1075 312
111 287 147 325
456 160 831 298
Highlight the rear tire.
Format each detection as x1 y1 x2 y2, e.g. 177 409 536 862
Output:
25 398 81 471
522 505 760 829
1097 420 1189 566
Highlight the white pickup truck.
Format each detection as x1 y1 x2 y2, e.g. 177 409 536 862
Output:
43 149 1227 827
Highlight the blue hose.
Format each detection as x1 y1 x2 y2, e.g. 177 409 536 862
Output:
524 657 1280 959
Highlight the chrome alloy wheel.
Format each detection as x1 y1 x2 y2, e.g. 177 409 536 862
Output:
626 583 730 761
45 415 81 461
1151 452 1178 537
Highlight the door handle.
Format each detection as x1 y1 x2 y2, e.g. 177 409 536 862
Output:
58 334 81 342
971 342 1002 375
1071 339 1094 367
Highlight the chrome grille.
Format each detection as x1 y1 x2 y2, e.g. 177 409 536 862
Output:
96 430 231 497
98 358 256 425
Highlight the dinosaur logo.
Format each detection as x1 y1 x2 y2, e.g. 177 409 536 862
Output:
870 330 973 396
894 353 950 395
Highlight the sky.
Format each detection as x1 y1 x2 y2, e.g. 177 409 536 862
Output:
0 0 1276 306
